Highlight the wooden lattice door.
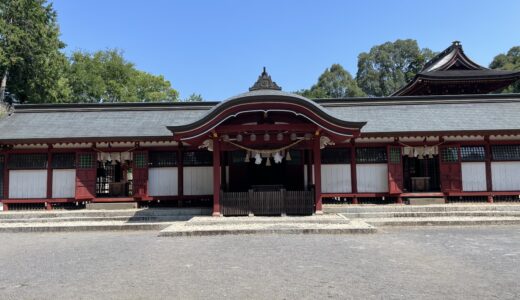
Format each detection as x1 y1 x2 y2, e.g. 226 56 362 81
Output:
439 145 462 192
387 145 404 194
75 152 97 200
132 150 149 200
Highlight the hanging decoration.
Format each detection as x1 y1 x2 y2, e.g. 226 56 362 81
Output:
225 138 303 156
273 151 283 163
401 143 442 160
285 150 292 161
254 152 262 165
223 138 305 166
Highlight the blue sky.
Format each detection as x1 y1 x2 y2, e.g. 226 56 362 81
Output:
52 0 520 100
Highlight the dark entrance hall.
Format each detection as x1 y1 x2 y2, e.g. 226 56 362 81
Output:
226 150 305 192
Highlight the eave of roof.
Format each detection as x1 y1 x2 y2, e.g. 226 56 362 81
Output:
166 89 366 137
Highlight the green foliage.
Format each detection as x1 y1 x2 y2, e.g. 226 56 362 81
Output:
0 0 70 103
297 64 365 98
67 49 179 102
183 93 204 102
356 39 436 96
490 46 520 93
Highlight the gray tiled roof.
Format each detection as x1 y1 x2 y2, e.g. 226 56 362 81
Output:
1 94 520 142
323 100 520 134
0 107 209 142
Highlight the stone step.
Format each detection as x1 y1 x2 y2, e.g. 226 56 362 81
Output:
0 215 193 224
86 202 138 210
342 211 520 218
0 221 170 233
184 215 351 226
407 197 446 205
159 219 375 237
324 204 520 214
364 216 520 227
0 208 212 220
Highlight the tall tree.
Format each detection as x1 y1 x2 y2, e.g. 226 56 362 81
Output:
0 0 70 103
356 39 436 96
490 46 520 93
298 64 365 98
67 50 178 102
183 93 204 102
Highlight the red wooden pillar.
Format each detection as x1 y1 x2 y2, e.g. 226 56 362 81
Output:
387 145 404 204
306 150 312 188
46 147 53 210
1 153 6 211
3 153 9 203
313 135 322 214
350 140 358 204
178 144 184 201
212 137 221 216
484 137 493 203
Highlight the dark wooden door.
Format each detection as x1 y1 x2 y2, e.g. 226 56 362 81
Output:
387 145 404 194
75 152 97 200
132 150 149 199
439 145 462 192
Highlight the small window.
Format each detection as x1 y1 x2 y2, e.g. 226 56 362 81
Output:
52 153 76 169
461 146 485 162
356 147 387 163
389 147 401 163
78 153 95 169
183 151 213 166
441 147 459 162
7 153 48 169
149 151 177 167
492 145 520 161
321 148 351 164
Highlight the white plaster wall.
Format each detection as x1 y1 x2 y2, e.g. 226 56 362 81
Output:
321 164 352 193
461 162 487 192
491 162 520 191
148 167 178 196
52 169 76 198
9 170 47 198
356 164 388 193
183 166 213 195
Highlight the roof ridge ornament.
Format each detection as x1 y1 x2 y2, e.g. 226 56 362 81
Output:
249 67 282 91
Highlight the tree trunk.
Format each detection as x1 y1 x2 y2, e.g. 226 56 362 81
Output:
0 69 7 103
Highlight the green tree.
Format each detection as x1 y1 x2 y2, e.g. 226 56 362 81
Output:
356 39 436 96
183 93 203 102
298 64 365 98
0 0 70 103
67 49 178 102
490 46 520 93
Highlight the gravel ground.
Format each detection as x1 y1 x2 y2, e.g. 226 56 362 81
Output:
0 226 519 299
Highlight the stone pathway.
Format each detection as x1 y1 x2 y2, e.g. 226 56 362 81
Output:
159 215 376 236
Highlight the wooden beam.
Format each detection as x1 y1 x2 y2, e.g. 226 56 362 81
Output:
212 137 221 216
178 144 184 199
350 140 358 204
216 123 317 134
484 136 493 203
313 135 322 214
46 147 53 202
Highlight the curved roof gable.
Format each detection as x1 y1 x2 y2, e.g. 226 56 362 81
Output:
167 69 366 140
393 42 520 96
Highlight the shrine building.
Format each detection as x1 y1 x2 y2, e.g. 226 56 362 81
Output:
1 42 520 215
